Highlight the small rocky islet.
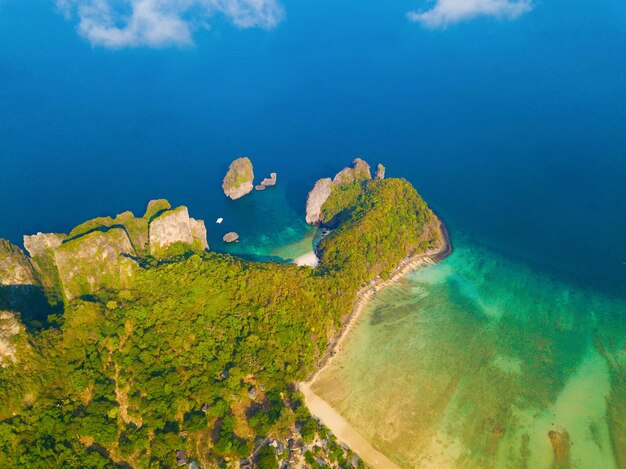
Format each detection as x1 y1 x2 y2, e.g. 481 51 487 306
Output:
222 157 278 198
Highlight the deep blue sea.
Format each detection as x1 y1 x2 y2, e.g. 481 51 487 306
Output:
1 0 625 302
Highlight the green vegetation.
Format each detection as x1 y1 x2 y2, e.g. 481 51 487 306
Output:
0 178 441 467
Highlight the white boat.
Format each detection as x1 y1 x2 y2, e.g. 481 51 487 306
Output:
216 218 224 224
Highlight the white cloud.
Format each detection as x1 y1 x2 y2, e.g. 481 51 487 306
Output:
408 0 532 28
57 0 284 48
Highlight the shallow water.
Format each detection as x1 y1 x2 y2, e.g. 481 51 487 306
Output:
312 237 625 468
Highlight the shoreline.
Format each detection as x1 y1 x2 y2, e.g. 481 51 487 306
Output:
299 218 451 467
294 251 320 267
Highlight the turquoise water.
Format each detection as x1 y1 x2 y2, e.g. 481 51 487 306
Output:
312 237 625 468
0 1 625 466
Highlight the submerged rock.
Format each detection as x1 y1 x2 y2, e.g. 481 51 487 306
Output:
375 163 386 180
305 178 334 225
222 157 254 200
223 232 239 243
548 428 570 466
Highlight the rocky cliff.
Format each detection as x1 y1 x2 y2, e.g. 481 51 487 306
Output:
23 233 66 306
17 200 209 302
332 158 371 186
149 206 209 255
54 227 137 301
144 199 172 221
306 159 378 225
0 311 24 367
222 157 254 200
305 178 334 225
375 163 386 180
0 240 37 286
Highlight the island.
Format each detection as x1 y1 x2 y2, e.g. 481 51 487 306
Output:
0 160 448 468
222 157 255 200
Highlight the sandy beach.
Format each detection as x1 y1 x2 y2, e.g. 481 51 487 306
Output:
299 220 451 468
294 251 319 267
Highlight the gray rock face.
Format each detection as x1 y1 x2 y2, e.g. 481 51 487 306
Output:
332 158 372 186
54 227 137 300
305 178 334 225
375 163 386 180
0 311 22 367
332 167 355 186
148 206 208 254
23 233 65 259
260 172 277 187
352 158 372 180
0 239 37 286
222 157 254 200
223 232 240 243
144 199 172 221
23 233 66 302
189 218 209 250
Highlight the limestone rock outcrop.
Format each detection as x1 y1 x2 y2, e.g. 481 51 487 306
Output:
144 199 172 221
260 172 277 187
332 158 371 186
375 163 386 180
0 239 37 286
23 233 66 305
0 311 22 367
306 159 378 225
16 200 209 302
305 178 334 225
54 227 137 300
222 157 254 200
149 206 208 255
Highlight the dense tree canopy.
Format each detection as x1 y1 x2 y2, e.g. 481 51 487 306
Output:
0 178 441 467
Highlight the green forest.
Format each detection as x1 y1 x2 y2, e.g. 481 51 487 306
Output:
0 178 441 467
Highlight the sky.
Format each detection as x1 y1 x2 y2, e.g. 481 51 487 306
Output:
29 0 535 48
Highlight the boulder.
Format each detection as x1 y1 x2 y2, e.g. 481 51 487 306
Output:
0 239 37 286
255 185 266 191
305 178 334 225
223 232 239 243
375 163 386 180
222 157 254 200
149 206 208 255
54 227 137 300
